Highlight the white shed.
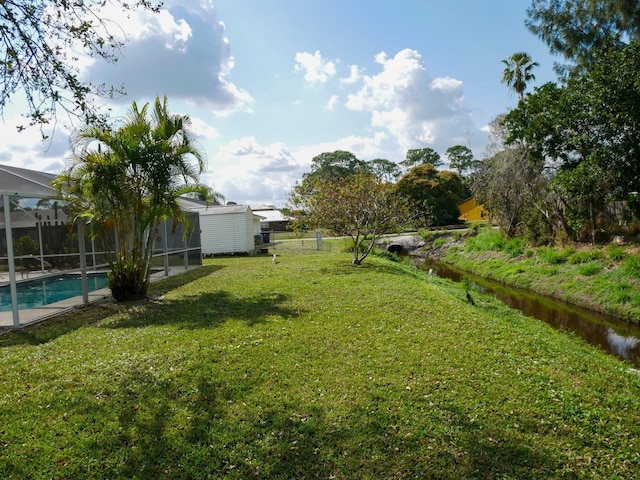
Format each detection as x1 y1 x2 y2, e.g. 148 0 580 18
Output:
196 204 264 255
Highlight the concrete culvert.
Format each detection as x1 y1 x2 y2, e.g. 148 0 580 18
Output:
387 244 406 254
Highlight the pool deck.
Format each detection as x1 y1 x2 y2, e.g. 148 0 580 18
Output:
0 266 200 329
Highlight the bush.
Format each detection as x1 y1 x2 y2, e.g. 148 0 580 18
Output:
372 248 402 263
607 245 626 262
504 237 525 257
433 237 448 248
576 263 602 276
568 250 603 264
15 235 39 256
466 229 505 252
621 255 640 277
538 247 571 265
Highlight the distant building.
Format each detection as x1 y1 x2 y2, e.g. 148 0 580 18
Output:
458 197 488 222
250 205 293 232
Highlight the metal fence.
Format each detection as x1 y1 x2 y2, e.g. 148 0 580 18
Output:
0 194 202 328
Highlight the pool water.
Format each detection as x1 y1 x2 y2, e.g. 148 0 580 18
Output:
0 273 109 311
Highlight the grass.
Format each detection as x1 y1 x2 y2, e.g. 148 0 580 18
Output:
444 229 640 323
1 240 640 478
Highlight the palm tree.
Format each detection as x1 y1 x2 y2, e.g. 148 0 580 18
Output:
53 96 217 301
501 52 539 99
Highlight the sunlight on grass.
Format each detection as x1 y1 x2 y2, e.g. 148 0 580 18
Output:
1 243 639 478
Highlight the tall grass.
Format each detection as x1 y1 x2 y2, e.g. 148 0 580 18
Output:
622 255 640 277
444 232 640 322
465 229 505 251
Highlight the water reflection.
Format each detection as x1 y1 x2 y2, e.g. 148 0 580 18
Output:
420 259 640 367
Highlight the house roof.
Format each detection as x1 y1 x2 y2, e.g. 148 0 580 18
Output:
0 164 56 197
257 209 292 222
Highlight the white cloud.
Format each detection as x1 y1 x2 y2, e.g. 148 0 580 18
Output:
204 137 306 206
202 132 393 206
84 4 253 115
294 51 337 84
188 116 220 141
345 48 474 153
0 116 70 174
325 95 339 110
341 65 361 84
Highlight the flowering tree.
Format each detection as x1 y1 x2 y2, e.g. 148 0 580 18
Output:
289 173 411 265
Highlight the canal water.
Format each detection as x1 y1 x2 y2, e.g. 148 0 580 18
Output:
417 258 640 367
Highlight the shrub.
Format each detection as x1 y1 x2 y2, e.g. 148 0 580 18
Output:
433 237 448 248
538 247 570 265
569 250 603 264
504 237 525 257
373 249 401 263
621 255 640 277
466 229 505 252
576 263 602 276
607 245 626 262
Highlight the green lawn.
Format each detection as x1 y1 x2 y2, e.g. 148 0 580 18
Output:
1 240 639 479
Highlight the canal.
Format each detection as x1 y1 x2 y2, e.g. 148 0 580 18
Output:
417 259 640 367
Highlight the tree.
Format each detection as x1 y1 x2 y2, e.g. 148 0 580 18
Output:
503 41 640 238
395 164 467 227
1 0 161 135
526 0 640 74
483 114 510 158
14 235 39 270
501 52 539 99
472 149 544 238
306 150 367 182
400 147 442 169
366 158 401 182
446 145 478 178
551 161 610 245
296 150 370 201
288 173 411 265
52 96 214 301
473 113 565 243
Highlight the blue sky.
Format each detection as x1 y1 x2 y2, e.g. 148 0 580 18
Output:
0 0 559 206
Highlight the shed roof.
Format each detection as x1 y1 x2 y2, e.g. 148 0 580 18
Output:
198 204 251 215
195 204 264 220
0 164 56 197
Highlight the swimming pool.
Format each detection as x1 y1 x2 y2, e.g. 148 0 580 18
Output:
0 273 109 312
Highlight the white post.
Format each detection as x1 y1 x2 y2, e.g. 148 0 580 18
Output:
37 220 45 272
77 221 89 304
183 237 188 270
91 237 97 269
163 221 170 277
3 194 19 327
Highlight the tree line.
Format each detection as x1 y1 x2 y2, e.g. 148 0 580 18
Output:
288 147 473 264
3 0 639 290
473 0 640 245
